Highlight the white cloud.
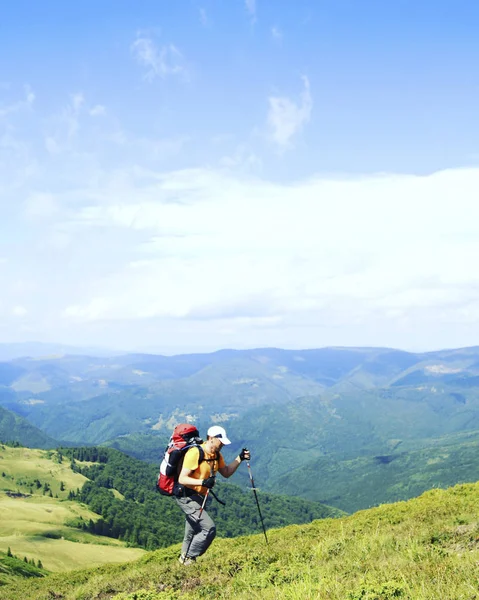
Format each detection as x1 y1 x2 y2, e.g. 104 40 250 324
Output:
45 165 479 351
12 306 28 317
267 76 312 148
131 35 187 81
64 298 110 321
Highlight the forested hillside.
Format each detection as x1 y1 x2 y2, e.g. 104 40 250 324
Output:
0 405 57 449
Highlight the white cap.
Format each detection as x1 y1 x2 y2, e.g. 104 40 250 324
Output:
207 425 231 445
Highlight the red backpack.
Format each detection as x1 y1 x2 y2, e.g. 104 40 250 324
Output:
156 424 204 496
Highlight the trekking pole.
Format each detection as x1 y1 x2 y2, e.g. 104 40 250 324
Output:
246 458 268 545
184 489 209 559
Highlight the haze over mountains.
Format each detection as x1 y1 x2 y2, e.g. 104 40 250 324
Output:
2 342 479 512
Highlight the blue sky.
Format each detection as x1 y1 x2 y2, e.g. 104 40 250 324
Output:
1 0 479 354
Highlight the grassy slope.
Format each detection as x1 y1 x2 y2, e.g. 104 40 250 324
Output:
0 551 46 587
0 446 144 573
3 481 479 600
0 446 88 494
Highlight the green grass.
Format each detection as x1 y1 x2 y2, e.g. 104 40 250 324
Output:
0 446 145 573
3 481 479 599
0 494 145 572
0 551 47 587
0 446 88 498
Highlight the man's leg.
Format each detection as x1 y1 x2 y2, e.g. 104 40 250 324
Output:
174 495 216 558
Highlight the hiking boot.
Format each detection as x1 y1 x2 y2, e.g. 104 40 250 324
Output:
179 554 196 566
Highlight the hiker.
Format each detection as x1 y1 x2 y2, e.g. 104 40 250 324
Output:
175 425 250 565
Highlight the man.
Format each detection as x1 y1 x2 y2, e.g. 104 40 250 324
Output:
175 424 250 565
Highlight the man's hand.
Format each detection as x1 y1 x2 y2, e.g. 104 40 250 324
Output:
202 476 216 489
239 448 250 462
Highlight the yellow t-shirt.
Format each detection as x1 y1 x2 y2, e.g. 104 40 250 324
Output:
182 443 225 495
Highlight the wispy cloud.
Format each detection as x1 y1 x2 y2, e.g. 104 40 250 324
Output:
66 93 84 137
271 26 282 41
245 0 256 22
89 104 106 117
0 85 35 117
199 7 209 26
131 35 187 81
24 192 59 220
267 76 312 148
219 145 262 171
43 92 86 154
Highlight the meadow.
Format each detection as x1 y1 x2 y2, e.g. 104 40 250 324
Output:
0 446 144 572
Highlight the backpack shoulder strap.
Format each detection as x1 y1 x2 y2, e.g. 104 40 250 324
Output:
202 450 220 477
203 451 219 462
175 444 202 476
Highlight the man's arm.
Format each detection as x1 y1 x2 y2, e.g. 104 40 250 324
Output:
218 449 250 478
178 467 200 487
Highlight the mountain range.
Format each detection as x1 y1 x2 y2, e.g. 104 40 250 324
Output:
2 343 479 512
